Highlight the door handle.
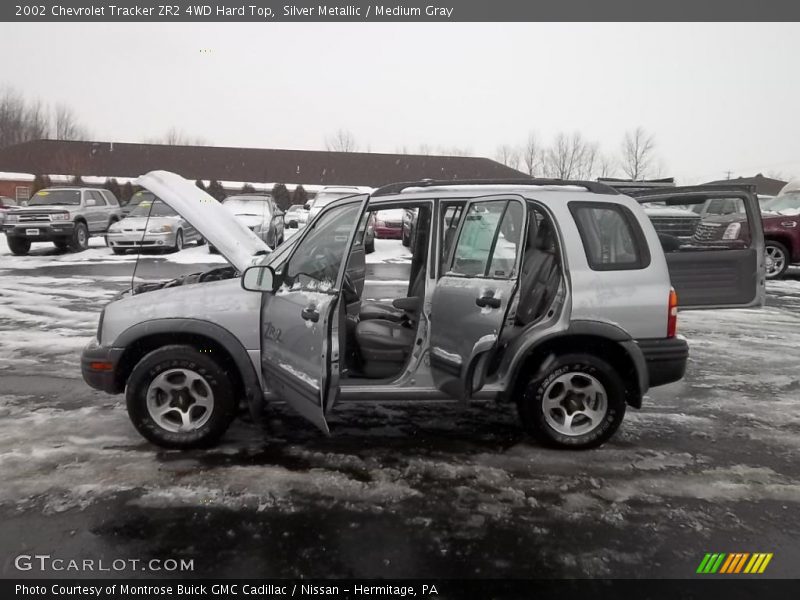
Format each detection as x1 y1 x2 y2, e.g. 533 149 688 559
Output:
301 307 320 322
476 295 501 309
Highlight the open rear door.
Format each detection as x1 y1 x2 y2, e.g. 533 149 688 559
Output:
260 195 369 433
631 185 765 309
429 195 527 399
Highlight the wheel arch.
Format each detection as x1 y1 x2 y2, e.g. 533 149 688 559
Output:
503 320 648 409
113 319 262 421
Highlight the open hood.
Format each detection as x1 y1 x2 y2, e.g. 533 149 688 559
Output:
135 171 270 271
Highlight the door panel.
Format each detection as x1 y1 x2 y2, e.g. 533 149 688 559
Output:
260 196 368 432
632 186 765 309
430 195 526 399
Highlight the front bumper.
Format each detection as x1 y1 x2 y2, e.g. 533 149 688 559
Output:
636 336 689 388
107 230 175 248
81 338 125 394
4 222 75 241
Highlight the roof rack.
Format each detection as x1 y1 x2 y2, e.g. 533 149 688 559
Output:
372 178 619 196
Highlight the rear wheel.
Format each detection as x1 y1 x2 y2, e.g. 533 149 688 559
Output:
125 345 237 449
516 353 626 449
69 221 89 252
196 236 206 246
765 240 789 279
7 236 31 256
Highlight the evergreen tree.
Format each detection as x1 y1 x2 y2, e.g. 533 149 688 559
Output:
271 183 291 210
241 183 256 193
31 174 51 194
291 184 308 207
207 180 226 202
104 178 122 203
195 179 207 192
120 181 134 204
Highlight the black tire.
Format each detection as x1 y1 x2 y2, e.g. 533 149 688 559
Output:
196 236 206 246
765 240 790 280
7 236 31 256
516 353 626 450
69 221 89 252
171 230 184 253
365 238 375 254
125 345 237 449
402 230 411 247
112 248 126 255
208 245 218 254
54 239 70 251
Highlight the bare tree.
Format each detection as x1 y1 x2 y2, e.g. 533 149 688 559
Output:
0 87 51 148
325 129 358 152
522 133 543 176
417 143 432 156
53 104 88 140
146 127 208 146
496 144 521 170
620 127 657 180
544 132 595 180
596 153 618 179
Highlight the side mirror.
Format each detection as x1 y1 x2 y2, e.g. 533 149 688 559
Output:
241 265 277 292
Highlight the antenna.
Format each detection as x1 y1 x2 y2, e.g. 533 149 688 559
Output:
130 195 155 293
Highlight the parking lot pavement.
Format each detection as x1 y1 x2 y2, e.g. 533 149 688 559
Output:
1 238 799 579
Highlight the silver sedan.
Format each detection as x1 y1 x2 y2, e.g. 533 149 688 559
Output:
106 194 203 254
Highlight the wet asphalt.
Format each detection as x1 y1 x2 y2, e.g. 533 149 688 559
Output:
1 250 799 580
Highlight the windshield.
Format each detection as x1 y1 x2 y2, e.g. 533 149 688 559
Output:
28 189 81 206
129 198 178 218
763 193 800 215
222 198 270 216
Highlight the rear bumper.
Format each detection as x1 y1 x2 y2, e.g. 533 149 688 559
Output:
375 226 403 239
81 338 124 394
4 222 75 240
636 336 689 387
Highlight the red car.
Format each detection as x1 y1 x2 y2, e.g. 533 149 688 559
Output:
373 208 404 239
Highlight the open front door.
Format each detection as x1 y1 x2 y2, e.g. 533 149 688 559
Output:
260 195 369 433
631 186 765 309
429 195 527 399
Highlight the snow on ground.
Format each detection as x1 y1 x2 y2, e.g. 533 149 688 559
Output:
1 236 800 576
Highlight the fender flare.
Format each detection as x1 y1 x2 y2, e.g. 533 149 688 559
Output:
114 318 263 421
505 319 649 408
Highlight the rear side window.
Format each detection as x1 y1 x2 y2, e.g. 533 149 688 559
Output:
569 202 650 270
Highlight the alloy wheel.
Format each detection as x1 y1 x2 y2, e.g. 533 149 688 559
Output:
146 368 214 433
542 372 608 436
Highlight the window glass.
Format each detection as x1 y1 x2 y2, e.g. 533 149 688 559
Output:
90 190 107 205
571 203 649 270
285 202 361 290
450 200 522 278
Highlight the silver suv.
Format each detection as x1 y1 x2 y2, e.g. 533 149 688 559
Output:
3 187 122 254
81 172 765 450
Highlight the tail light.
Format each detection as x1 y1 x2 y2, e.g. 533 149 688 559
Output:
667 287 678 338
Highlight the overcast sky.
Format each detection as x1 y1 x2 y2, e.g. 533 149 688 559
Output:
2 22 798 183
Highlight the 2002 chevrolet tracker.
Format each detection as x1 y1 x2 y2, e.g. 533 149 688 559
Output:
81 172 765 450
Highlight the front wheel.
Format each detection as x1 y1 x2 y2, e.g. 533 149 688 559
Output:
516 353 626 449
125 345 237 449
365 237 375 254
7 236 31 256
765 240 790 279
171 230 184 253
